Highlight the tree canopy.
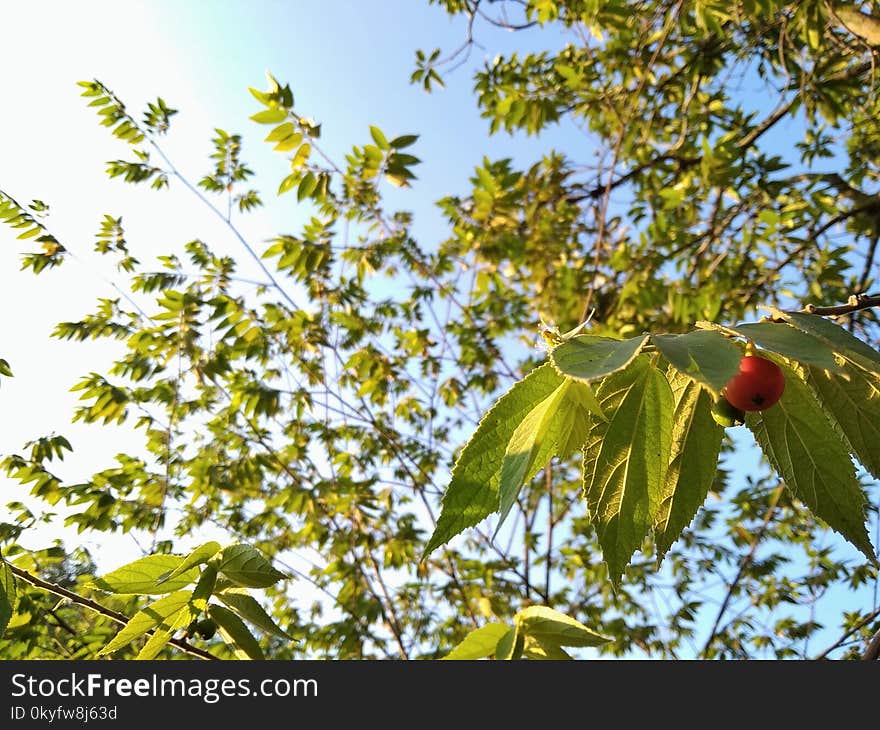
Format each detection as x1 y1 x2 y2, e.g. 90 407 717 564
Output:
2 0 880 660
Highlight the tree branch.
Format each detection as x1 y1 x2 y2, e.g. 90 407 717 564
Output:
9 565 218 660
700 483 784 658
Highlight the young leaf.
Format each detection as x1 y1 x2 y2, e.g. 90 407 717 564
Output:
747 359 874 562
551 334 648 383
91 555 201 595
369 125 390 150
583 356 674 583
515 605 611 647
423 363 564 557
158 541 221 584
217 588 292 640
778 310 880 379
651 329 742 393
654 371 724 558
441 622 511 660
806 360 880 479
99 590 192 656
0 560 16 636
209 603 264 659
216 544 286 588
250 109 287 124
496 381 573 533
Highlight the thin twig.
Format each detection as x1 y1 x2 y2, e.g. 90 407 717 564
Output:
700 483 784 658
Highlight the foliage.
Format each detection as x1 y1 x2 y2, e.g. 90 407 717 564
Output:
3 0 880 660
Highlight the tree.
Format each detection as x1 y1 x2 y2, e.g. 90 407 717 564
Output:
2 0 880 660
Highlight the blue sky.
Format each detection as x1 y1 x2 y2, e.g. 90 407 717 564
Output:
0 1 875 658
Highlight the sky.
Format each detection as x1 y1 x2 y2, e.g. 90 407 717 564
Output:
0 0 576 558
0 1 876 658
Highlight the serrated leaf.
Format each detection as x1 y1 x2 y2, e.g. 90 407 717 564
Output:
99 590 192 656
217 589 291 640
423 363 564 557
654 371 724 558
747 359 874 562
158 542 221 584
560 382 604 457
0 560 16 636
551 334 648 383
495 626 523 660
136 604 192 660
807 360 880 479
651 330 742 393
209 603 264 659
497 381 574 534
216 544 286 588
91 555 200 595
583 357 674 582
441 622 511 660
723 321 841 371
778 310 880 379
522 636 574 659
515 605 611 647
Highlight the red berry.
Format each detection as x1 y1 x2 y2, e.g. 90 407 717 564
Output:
722 355 785 412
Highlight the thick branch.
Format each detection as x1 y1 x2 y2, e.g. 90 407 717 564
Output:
801 292 880 316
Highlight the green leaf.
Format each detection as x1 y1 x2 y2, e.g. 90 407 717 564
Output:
423 363 564 557
806 360 880 479
522 636 574 660
158 542 221 584
497 381 574 533
217 588 291 640
209 603 264 659
723 321 842 371
551 334 649 383
91 555 201 595
494 626 524 660
136 604 192 660
583 357 674 583
278 173 299 195
250 108 287 124
515 605 611 647
651 329 742 393
747 359 874 562
441 622 511 660
389 134 418 149
653 371 724 558
777 310 880 379
99 590 192 656
0 359 12 377
560 381 605 457
369 125 389 150
216 544 286 588
264 122 295 142
0 560 16 636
